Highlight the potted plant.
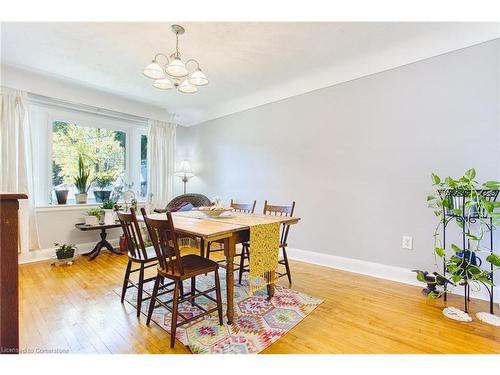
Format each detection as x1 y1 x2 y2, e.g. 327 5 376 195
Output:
55 186 69 205
101 199 116 225
84 207 102 225
74 154 91 204
93 171 116 203
419 169 500 317
54 242 77 260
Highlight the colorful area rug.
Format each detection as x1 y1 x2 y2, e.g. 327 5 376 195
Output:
115 272 322 354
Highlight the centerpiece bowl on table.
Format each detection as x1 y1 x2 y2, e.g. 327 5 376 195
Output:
195 206 234 218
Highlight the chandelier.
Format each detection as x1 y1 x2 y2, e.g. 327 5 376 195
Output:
143 25 209 94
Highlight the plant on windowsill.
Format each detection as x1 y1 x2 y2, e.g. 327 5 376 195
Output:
417 168 500 320
54 242 77 260
84 207 103 226
55 185 69 205
74 154 92 204
93 171 117 203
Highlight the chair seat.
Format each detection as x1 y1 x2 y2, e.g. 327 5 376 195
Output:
159 254 219 279
129 246 157 262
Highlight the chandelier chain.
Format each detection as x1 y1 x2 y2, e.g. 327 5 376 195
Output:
175 32 179 58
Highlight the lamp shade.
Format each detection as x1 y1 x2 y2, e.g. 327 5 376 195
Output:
188 69 209 86
175 160 194 177
178 80 198 94
165 58 188 77
143 61 165 79
153 77 173 90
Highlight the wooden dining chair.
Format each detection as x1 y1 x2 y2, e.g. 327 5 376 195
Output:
205 199 257 261
141 208 223 348
116 207 172 318
239 200 296 285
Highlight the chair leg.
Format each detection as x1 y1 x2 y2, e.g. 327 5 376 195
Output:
179 279 185 299
121 259 132 302
282 247 292 285
238 245 247 284
199 238 205 258
146 275 160 326
191 277 196 306
137 263 145 318
170 280 180 348
206 242 211 259
214 270 223 326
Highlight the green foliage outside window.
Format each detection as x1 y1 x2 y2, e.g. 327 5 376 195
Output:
52 121 126 188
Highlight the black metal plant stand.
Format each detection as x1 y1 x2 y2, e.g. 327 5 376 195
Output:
438 189 498 314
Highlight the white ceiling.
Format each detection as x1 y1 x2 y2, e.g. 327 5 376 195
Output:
1 22 499 126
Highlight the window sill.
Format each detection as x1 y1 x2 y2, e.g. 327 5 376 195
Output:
36 201 145 213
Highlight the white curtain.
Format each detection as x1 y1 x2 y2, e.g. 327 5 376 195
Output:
0 86 41 250
147 118 176 209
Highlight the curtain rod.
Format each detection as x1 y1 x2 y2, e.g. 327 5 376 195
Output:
27 93 151 125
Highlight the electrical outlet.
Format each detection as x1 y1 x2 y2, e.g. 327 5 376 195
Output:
402 236 413 250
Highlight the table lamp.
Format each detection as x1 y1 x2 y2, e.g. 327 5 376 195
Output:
175 160 194 194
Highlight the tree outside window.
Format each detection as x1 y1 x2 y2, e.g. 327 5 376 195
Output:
52 121 126 202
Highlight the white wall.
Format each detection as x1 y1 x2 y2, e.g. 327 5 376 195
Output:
180 40 500 277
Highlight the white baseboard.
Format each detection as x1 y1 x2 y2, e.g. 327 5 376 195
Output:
286 247 499 305
19 239 120 264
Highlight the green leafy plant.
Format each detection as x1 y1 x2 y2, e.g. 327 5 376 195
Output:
421 168 500 298
54 242 76 259
94 170 117 190
101 200 116 210
86 208 103 218
73 154 92 194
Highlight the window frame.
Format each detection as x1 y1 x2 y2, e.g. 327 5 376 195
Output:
30 103 148 206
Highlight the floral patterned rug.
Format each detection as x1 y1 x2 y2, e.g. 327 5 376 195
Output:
115 272 322 354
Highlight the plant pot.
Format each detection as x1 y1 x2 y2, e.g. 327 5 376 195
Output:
56 248 75 260
94 190 111 203
449 194 478 217
75 193 88 204
103 209 114 225
84 215 99 226
55 189 69 204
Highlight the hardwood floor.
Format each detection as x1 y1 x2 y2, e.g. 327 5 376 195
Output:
19 249 499 354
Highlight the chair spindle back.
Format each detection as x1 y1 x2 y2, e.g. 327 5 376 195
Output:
141 208 184 276
116 207 148 259
263 200 296 246
230 199 257 213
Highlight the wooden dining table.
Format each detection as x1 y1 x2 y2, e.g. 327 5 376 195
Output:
144 211 300 324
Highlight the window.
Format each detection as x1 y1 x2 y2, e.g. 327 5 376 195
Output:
140 134 148 198
51 121 128 203
29 102 148 206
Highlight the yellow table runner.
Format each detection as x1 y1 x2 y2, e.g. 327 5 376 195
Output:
175 211 281 294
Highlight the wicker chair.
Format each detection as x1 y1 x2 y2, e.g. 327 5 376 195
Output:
154 193 211 255
154 193 211 213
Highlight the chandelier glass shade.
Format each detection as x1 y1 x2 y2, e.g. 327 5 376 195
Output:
188 69 209 86
165 58 188 78
143 61 166 80
153 77 173 90
178 80 198 94
143 25 209 94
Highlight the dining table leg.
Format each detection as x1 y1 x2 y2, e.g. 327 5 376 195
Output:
224 235 236 324
267 270 276 299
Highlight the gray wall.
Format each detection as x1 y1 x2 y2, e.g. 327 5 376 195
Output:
177 40 500 271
